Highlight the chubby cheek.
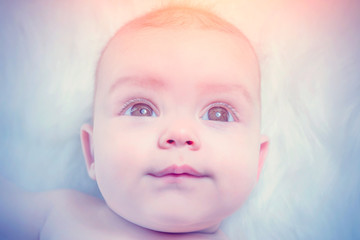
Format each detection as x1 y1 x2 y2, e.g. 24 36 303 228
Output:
92 120 156 193
207 129 259 206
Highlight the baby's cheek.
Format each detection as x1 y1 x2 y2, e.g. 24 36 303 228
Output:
214 141 258 195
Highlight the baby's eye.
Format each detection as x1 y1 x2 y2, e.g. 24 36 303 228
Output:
124 103 156 117
201 106 235 122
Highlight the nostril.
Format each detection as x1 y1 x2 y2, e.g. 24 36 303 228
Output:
164 139 196 146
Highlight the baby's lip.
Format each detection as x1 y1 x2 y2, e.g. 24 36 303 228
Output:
148 164 207 178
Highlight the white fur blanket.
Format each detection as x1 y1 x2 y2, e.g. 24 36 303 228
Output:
0 0 359 239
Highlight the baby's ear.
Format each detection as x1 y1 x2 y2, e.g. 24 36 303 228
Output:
80 124 96 180
257 135 269 180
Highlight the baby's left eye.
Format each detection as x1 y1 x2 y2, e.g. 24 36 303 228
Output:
124 103 157 117
201 106 235 122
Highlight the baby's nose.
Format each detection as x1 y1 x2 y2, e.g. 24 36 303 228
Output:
158 126 200 151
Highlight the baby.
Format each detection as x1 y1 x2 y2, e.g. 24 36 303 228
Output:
1 5 268 240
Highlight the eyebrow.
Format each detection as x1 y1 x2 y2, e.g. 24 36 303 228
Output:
109 76 165 94
197 82 253 105
109 76 253 104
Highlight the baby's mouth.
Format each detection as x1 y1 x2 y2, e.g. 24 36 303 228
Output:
148 164 207 178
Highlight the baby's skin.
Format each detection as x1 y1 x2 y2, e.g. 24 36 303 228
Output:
0 6 268 240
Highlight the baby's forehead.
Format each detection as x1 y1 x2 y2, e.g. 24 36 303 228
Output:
94 7 260 103
99 28 258 85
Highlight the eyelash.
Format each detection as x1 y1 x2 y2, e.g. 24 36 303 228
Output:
119 98 239 121
119 98 158 116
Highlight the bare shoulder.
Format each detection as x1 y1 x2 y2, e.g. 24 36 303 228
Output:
40 190 165 240
40 189 128 240
0 177 54 240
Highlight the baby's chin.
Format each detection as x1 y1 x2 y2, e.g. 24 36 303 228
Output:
104 192 240 234
117 209 223 234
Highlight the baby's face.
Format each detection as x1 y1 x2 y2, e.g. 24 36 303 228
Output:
82 27 268 233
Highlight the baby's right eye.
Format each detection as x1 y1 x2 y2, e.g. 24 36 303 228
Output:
124 103 157 117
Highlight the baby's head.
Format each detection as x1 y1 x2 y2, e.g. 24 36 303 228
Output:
81 5 269 234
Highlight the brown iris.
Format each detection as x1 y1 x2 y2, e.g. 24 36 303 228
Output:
207 106 228 121
130 103 154 116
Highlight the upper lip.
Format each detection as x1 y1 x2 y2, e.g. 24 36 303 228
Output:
149 164 205 178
